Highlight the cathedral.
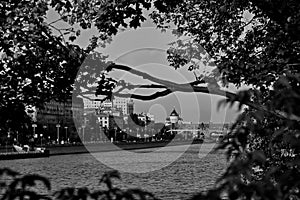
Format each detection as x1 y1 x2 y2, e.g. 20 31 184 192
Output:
165 108 183 129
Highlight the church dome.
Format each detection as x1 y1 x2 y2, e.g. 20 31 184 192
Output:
170 108 179 117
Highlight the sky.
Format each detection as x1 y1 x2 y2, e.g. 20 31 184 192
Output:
47 8 241 123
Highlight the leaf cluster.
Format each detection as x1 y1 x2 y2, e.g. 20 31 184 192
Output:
0 168 158 200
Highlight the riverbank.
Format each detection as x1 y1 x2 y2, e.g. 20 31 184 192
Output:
0 139 216 157
48 140 205 156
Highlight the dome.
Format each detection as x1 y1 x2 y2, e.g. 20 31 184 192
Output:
170 108 179 117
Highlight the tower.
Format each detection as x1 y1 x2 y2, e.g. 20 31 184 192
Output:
127 100 134 115
169 108 179 124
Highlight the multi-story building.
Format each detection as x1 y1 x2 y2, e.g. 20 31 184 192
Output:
30 96 84 143
113 97 133 115
97 113 124 130
103 100 113 108
82 94 102 109
82 94 134 116
137 112 155 123
127 100 134 115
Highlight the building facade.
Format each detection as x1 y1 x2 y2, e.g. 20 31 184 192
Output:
127 100 134 115
114 97 136 115
30 97 84 143
97 113 124 130
165 108 183 129
82 94 134 116
82 94 102 109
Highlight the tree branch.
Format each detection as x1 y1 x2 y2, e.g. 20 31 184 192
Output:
107 63 206 90
106 63 186 88
114 89 172 100
48 18 63 25
126 84 168 89
106 63 300 121
47 24 67 44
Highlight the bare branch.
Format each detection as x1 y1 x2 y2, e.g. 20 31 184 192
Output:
106 64 184 88
127 84 168 89
106 63 300 121
114 89 172 100
107 64 206 90
239 16 256 30
48 18 63 25
47 24 67 44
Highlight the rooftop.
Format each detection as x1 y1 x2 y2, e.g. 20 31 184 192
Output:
170 108 179 117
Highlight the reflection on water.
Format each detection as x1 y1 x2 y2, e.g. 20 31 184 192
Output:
0 143 227 200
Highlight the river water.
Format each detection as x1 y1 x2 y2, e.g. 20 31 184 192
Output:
0 143 227 200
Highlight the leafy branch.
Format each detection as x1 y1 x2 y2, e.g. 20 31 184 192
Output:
0 168 158 200
98 63 300 122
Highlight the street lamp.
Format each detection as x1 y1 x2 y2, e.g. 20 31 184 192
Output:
34 132 38 144
129 129 132 142
40 133 43 147
136 128 139 142
43 125 47 145
64 126 68 143
6 133 10 153
48 136 51 144
16 131 19 144
56 124 60 144
82 125 85 143
32 124 37 138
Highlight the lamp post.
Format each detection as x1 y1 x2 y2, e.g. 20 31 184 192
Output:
40 133 43 147
56 124 60 144
42 125 47 145
16 131 19 144
136 128 139 141
82 125 85 143
6 132 10 153
32 124 37 138
34 132 38 141
48 136 51 144
64 126 68 143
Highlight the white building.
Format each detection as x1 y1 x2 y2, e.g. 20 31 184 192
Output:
97 113 124 130
102 100 113 108
113 97 133 115
138 112 155 122
165 108 183 128
82 94 134 116
98 114 109 128
82 94 102 109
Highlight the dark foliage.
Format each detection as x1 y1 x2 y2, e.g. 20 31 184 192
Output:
0 168 158 200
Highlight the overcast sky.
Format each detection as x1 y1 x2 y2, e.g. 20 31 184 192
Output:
94 18 240 123
47 8 241 123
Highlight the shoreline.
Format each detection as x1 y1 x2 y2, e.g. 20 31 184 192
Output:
48 140 206 156
0 139 217 158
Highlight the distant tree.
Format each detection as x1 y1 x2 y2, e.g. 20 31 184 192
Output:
0 0 152 136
